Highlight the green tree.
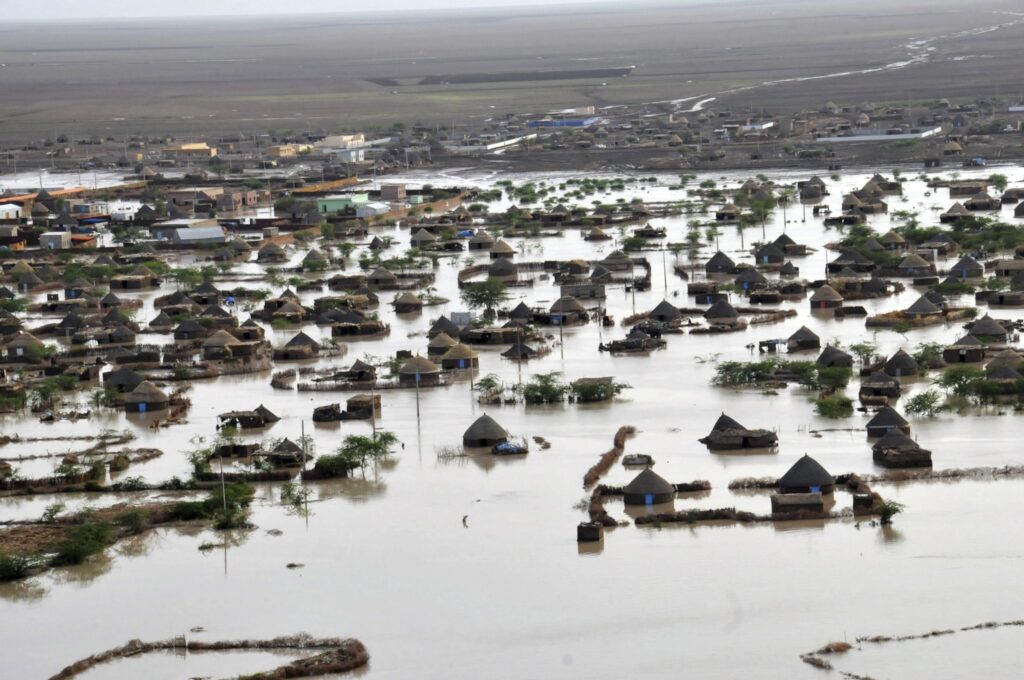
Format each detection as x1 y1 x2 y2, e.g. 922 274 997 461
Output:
334 432 399 470
460 279 509 318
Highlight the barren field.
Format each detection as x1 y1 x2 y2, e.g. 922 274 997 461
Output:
1 0 1023 140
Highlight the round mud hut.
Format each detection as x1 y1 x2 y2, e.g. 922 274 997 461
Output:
778 455 834 494
398 355 441 387
123 380 170 414
623 468 675 506
462 414 509 447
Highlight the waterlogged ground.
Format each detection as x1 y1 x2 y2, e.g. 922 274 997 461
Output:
3 165 1024 678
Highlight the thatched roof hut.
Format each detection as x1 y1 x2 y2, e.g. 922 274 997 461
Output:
883 349 919 377
969 314 1008 343
904 295 942 318
810 284 843 309
649 299 681 323
705 251 736 274
704 299 738 322
123 380 169 413
787 326 820 351
778 454 834 494
699 413 778 450
428 315 462 338
440 343 479 370
398 355 441 387
866 405 911 437
462 414 508 447
623 468 675 506
872 431 932 468
103 366 144 393
489 239 516 259
817 345 853 368
427 331 459 356
393 291 423 313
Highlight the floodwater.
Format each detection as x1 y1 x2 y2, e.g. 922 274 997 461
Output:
3 165 1024 678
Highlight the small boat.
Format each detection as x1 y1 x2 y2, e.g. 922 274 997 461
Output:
622 454 653 466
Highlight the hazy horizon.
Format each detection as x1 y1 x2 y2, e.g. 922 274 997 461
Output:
7 0 667 21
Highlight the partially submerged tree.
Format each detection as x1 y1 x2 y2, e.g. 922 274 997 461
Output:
460 279 509 318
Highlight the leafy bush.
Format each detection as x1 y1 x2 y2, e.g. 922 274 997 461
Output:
814 395 853 418
712 359 779 386
0 553 37 581
114 510 150 533
51 523 114 566
905 390 942 416
523 371 570 404
878 499 905 525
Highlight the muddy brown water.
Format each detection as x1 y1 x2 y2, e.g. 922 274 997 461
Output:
3 167 1024 678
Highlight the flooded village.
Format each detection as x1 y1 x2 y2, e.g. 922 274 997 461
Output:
5 4 1024 679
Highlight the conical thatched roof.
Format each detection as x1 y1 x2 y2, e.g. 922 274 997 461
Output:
509 301 533 320
149 311 173 329
550 296 585 314
779 261 799 276
489 239 516 255
284 331 320 348
950 333 983 347
254 404 280 423
883 349 918 374
103 366 144 389
624 468 674 496
429 315 462 336
867 405 909 430
986 363 1023 381
817 345 852 366
704 299 738 319
898 252 930 268
788 326 819 343
469 230 495 246
502 338 537 360
710 413 744 432
399 355 440 375
970 314 1007 338
463 414 507 442
123 380 169 404
735 268 768 285
810 284 843 302
705 251 735 270
428 331 458 350
778 454 833 489
650 299 681 321
904 295 941 315
202 329 241 348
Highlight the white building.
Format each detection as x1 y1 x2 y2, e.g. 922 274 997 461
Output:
40 232 72 250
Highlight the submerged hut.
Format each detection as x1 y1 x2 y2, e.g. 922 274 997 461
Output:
462 414 508 447
943 334 985 363
398 355 441 387
778 454 834 494
872 431 932 468
704 251 736 275
809 284 843 309
883 349 919 377
123 380 169 413
440 343 480 370
699 413 778 451
859 371 901 403
865 405 911 437
649 299 682 323
816 345 853 368
623 468 675 506
787 326 821 351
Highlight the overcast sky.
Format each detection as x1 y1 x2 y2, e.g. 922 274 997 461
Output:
18 0 607 20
